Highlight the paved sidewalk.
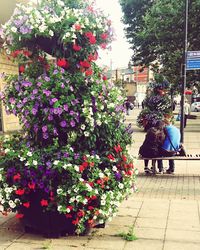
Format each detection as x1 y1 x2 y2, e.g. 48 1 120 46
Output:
1 109 200 250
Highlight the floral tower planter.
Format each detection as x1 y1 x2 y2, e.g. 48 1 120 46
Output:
0 0 136 236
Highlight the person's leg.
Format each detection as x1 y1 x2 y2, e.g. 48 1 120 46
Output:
157 160 163 173
144 160 153 173
184 115 187 128
166 160 175 173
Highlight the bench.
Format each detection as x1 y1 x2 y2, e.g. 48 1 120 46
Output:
138 154 200 174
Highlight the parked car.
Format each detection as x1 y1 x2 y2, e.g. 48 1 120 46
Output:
191 102 200 112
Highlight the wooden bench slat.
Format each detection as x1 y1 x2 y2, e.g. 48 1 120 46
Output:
138 156 200 160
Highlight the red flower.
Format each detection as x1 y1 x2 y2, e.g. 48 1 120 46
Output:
28 182 35 190
87 219 94 226
15 189 25 196
23 202 30 208
85 68 93 76
77 210 85 217
15 213 24 219
88 206 94 210
74 23 81 30
91 195 97 200
23 50 31 57
107 154 115 161
79 165 85 172
82 162 89 168
11 50 21 58
114 144 122 153
89 162 94 167
102 75 107 81
101 33 108 40
126 170 132 176
72 217 79 225
13 173 21 181
85 32 94 38
67 205 73 211
88 52 98 61
96 179 102 184
57 58 69 68
89 36 96 44
73 43 82 51
19 65 25 73
100 43 107 49
121 155 127 162
80 60 91 68
40 199 48 207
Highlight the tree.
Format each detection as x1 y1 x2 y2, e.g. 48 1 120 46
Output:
120 0 200 88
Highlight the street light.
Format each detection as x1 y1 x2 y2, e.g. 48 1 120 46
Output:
180 0 189 143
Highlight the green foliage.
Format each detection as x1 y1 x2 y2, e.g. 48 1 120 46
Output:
115 225 137 241
120 0 200 88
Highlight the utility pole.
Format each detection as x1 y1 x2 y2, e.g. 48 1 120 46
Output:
180 0 188 143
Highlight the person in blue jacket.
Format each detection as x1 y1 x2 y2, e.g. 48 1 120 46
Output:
161 119 181 174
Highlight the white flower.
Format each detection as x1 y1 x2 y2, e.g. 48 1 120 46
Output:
96 120 102 126
0 205 4 212
27 151 32 157
57 0 65 6
11 27 17 33
118 183 124 189
66 208 71 213
101 200 106 205
57 189 63 195
32 160 37 166
74 165 79 172
4 148 10 153
85 183 92 191
112 166 117 171
39 25 48 33
0 174 2 181
25 161 30 166
57 205 63 212
99 172 104 178
84 131 89 137
8 200 16 208
53 160 60 165
81 124 86 130
49 30 54 36
19 157 26 161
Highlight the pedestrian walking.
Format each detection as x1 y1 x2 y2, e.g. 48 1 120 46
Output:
184 100 190 128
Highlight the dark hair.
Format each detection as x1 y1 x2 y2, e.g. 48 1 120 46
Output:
155 120 165 129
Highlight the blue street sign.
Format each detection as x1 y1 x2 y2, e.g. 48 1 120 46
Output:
186 60 200 70
186 51 200 70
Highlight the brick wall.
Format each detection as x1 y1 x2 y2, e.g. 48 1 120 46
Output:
0 51 21 132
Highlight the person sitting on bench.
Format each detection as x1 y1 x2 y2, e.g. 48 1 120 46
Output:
139 121 165 174
160 119 181 174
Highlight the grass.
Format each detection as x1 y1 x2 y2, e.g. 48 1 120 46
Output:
115 225 137 241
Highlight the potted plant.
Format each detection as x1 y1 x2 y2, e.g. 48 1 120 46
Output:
0 0 137 237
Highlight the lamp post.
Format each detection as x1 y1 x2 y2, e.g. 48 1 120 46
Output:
180 0 189 143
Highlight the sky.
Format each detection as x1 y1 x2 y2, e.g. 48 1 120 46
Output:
95 0 132 70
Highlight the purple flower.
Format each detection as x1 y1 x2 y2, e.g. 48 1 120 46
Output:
50 98 58 105
53 69 59 74
60 120 67 127
32 108 38 115
74 153 79 159
32 89 38 95
22 97 28 103
42 125 48 133
115 172 122 180
63 152 69 158
70 120 75 127
48 114 53 121
34 124 38 132
9 97 15 104
20 26 32 34
53 128 58 135
44 76 50 82
46 161 52 167
43 90 51 96
63 104 69 111
61 83 65 88
43 133 49 139
22 81 32 87
37 82 42 87
17 103 23 109
70 110 75 116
